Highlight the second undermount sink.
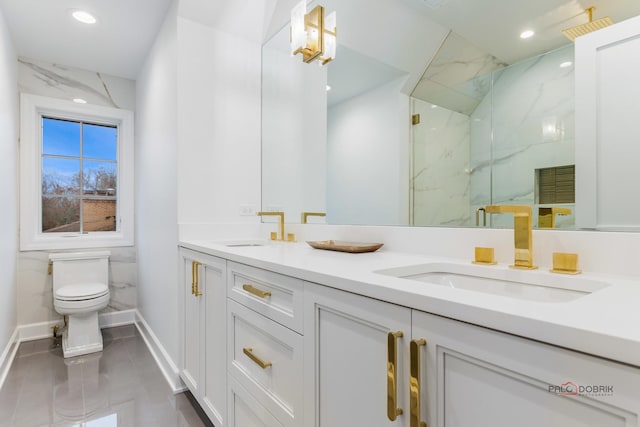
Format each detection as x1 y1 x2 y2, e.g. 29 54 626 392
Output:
375 263 610 303
214 239 268 247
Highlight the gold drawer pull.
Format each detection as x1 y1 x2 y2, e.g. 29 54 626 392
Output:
194 261 202 297
191 261 195 295
243 347 272 369
243 284 272 299
387 331 403 421
410 339 427 427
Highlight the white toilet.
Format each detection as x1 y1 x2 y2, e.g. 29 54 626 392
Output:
49 251 111 358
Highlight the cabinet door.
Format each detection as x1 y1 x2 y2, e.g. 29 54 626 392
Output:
201 253 227 425
575 14 640 230
180 248 227 426
181 251 202 396
412 310 640 427
304 284 412 427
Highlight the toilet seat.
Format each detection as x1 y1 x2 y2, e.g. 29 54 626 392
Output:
55 282 109 301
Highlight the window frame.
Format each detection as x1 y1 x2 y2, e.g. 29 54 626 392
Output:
20 93 134 250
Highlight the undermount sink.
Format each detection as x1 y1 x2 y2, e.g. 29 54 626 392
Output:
375 263 610 303
214 239 268 247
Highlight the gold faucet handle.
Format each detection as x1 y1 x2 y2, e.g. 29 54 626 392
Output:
550 252 581 275
472 247 497 265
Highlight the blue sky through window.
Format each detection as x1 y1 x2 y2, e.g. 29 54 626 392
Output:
42 118 117 176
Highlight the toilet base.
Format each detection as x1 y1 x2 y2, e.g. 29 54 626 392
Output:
61 311 103 358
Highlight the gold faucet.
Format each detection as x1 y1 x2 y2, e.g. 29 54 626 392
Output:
257 211 285 241
485 205 537 270
301 211 326 224
538 207 572 228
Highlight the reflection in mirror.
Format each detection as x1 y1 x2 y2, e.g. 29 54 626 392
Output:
411 33 575 229
262 1 640 229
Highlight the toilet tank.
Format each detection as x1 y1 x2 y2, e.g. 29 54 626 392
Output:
49 251 110 292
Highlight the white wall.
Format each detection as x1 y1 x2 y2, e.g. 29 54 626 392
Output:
0 6 18 353
176 17 262 224
135 1 179 361
327 77 410 225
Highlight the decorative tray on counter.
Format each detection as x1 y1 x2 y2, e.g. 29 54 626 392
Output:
306 240 384 253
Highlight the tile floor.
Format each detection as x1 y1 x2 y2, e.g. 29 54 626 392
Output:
0 325 214 427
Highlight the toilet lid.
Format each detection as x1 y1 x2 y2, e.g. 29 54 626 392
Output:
55 283 109 301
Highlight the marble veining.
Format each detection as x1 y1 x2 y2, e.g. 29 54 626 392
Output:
18 57 136 111
412 98 471 226
413 32 508 115
17 247 137 325
412 45 574 229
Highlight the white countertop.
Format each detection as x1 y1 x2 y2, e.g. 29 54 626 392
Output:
180 239 640 367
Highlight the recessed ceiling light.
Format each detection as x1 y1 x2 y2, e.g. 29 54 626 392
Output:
326 85 332 91
560 61 573 68
431 104 437 109
72 10 97 24
520 30 535 39
73 98 87 104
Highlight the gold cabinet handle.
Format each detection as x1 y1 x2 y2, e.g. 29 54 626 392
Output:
410 339 427 427
387 331 404 421
243 347 272 369
242 284 271 299
194 261 202 297
190 261 195 295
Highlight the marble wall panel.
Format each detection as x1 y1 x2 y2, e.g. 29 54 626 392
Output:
18 57 135 110
412 99 471 226
17 247 137 325
470 45 575 229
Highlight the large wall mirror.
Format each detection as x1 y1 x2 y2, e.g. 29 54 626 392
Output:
262 0 640 229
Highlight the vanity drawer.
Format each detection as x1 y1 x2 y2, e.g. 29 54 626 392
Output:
228 299 303 427
228 375 284 427
227 261 304 333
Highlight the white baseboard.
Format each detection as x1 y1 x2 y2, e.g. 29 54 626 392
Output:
17 310 137 343
0 328 19 391
99 309 136 329
18 319 62 342
134 310 186 394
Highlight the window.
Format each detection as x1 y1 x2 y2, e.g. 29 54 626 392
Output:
20 94 134 250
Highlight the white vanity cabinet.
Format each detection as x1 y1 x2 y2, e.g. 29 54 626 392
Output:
303 284 412 427
179 248 227 427
412 311 640 427
303 282 640 427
